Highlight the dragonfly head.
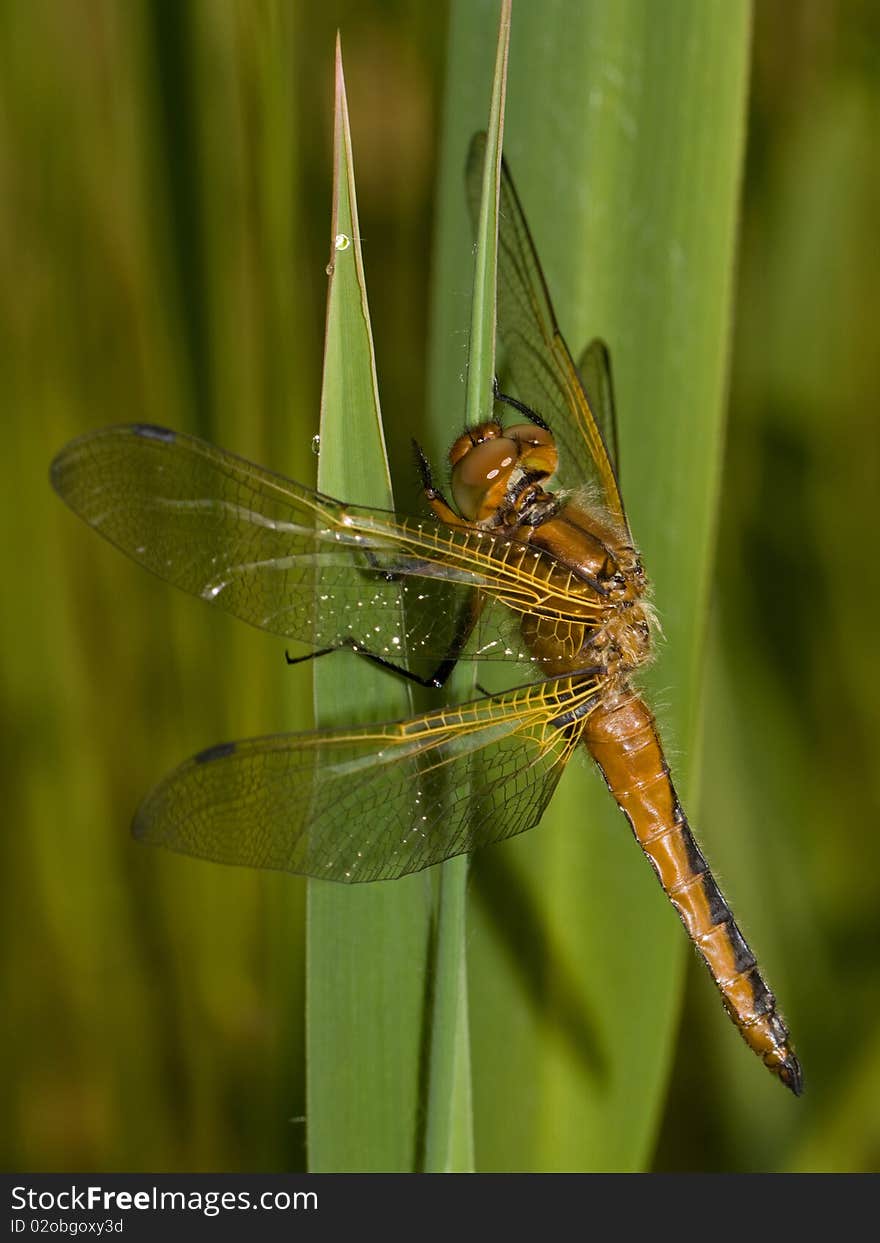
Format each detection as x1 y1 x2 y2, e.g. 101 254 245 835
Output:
448 421 558 522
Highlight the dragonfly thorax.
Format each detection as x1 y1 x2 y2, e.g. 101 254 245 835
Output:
511 490 655 679
591 599 655 674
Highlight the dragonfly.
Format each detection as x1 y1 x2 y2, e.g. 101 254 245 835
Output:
50 133 802 1096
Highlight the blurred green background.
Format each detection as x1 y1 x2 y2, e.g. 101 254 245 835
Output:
2 0 878 1172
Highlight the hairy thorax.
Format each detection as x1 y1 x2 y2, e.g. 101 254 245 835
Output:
505 490 655 681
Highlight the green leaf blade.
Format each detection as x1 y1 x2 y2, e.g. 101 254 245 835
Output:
422 0 512 1174
306 39 431 1174
430 0 752 1171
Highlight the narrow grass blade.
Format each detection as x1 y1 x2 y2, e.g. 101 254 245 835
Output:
306 38 431 1173
423 3 512 1175
462 1 510 429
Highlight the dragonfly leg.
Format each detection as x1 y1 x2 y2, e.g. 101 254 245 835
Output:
284 627 476 691
409 575 487 688
284 646 336 667
412 438 462 526
492 377 550 432
356 646 457 689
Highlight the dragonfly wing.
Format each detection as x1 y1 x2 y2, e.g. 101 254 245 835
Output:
133 675 599 882
51 424 605 671
466 134 627 525
577 338 619 484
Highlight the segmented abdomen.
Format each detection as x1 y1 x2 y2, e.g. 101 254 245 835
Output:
584 688 802 1096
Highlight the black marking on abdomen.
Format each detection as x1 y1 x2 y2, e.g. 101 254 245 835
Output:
680 821 709 877
747 969 777 1017
133 423 176 443
670 811 758 975
701 873 731 926
195 740 236 764
723 920 758 975
765 1012 792 1046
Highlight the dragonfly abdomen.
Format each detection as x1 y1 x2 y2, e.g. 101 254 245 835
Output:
584 688 803 1096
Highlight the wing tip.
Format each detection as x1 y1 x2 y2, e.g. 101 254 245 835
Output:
194 740 238 765
132 423 177 444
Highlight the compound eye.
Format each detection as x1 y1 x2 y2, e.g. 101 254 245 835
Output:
505 423 558 478
451 436 518 520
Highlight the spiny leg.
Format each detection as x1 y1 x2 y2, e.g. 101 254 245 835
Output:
492 376 550 431
284 638 460 691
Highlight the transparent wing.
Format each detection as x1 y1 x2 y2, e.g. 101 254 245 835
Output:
466 133 627 525
51 424 606 671
577 337 619 483
133 674 601 882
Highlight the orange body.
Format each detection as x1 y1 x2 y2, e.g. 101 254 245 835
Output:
585 688 802 1095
